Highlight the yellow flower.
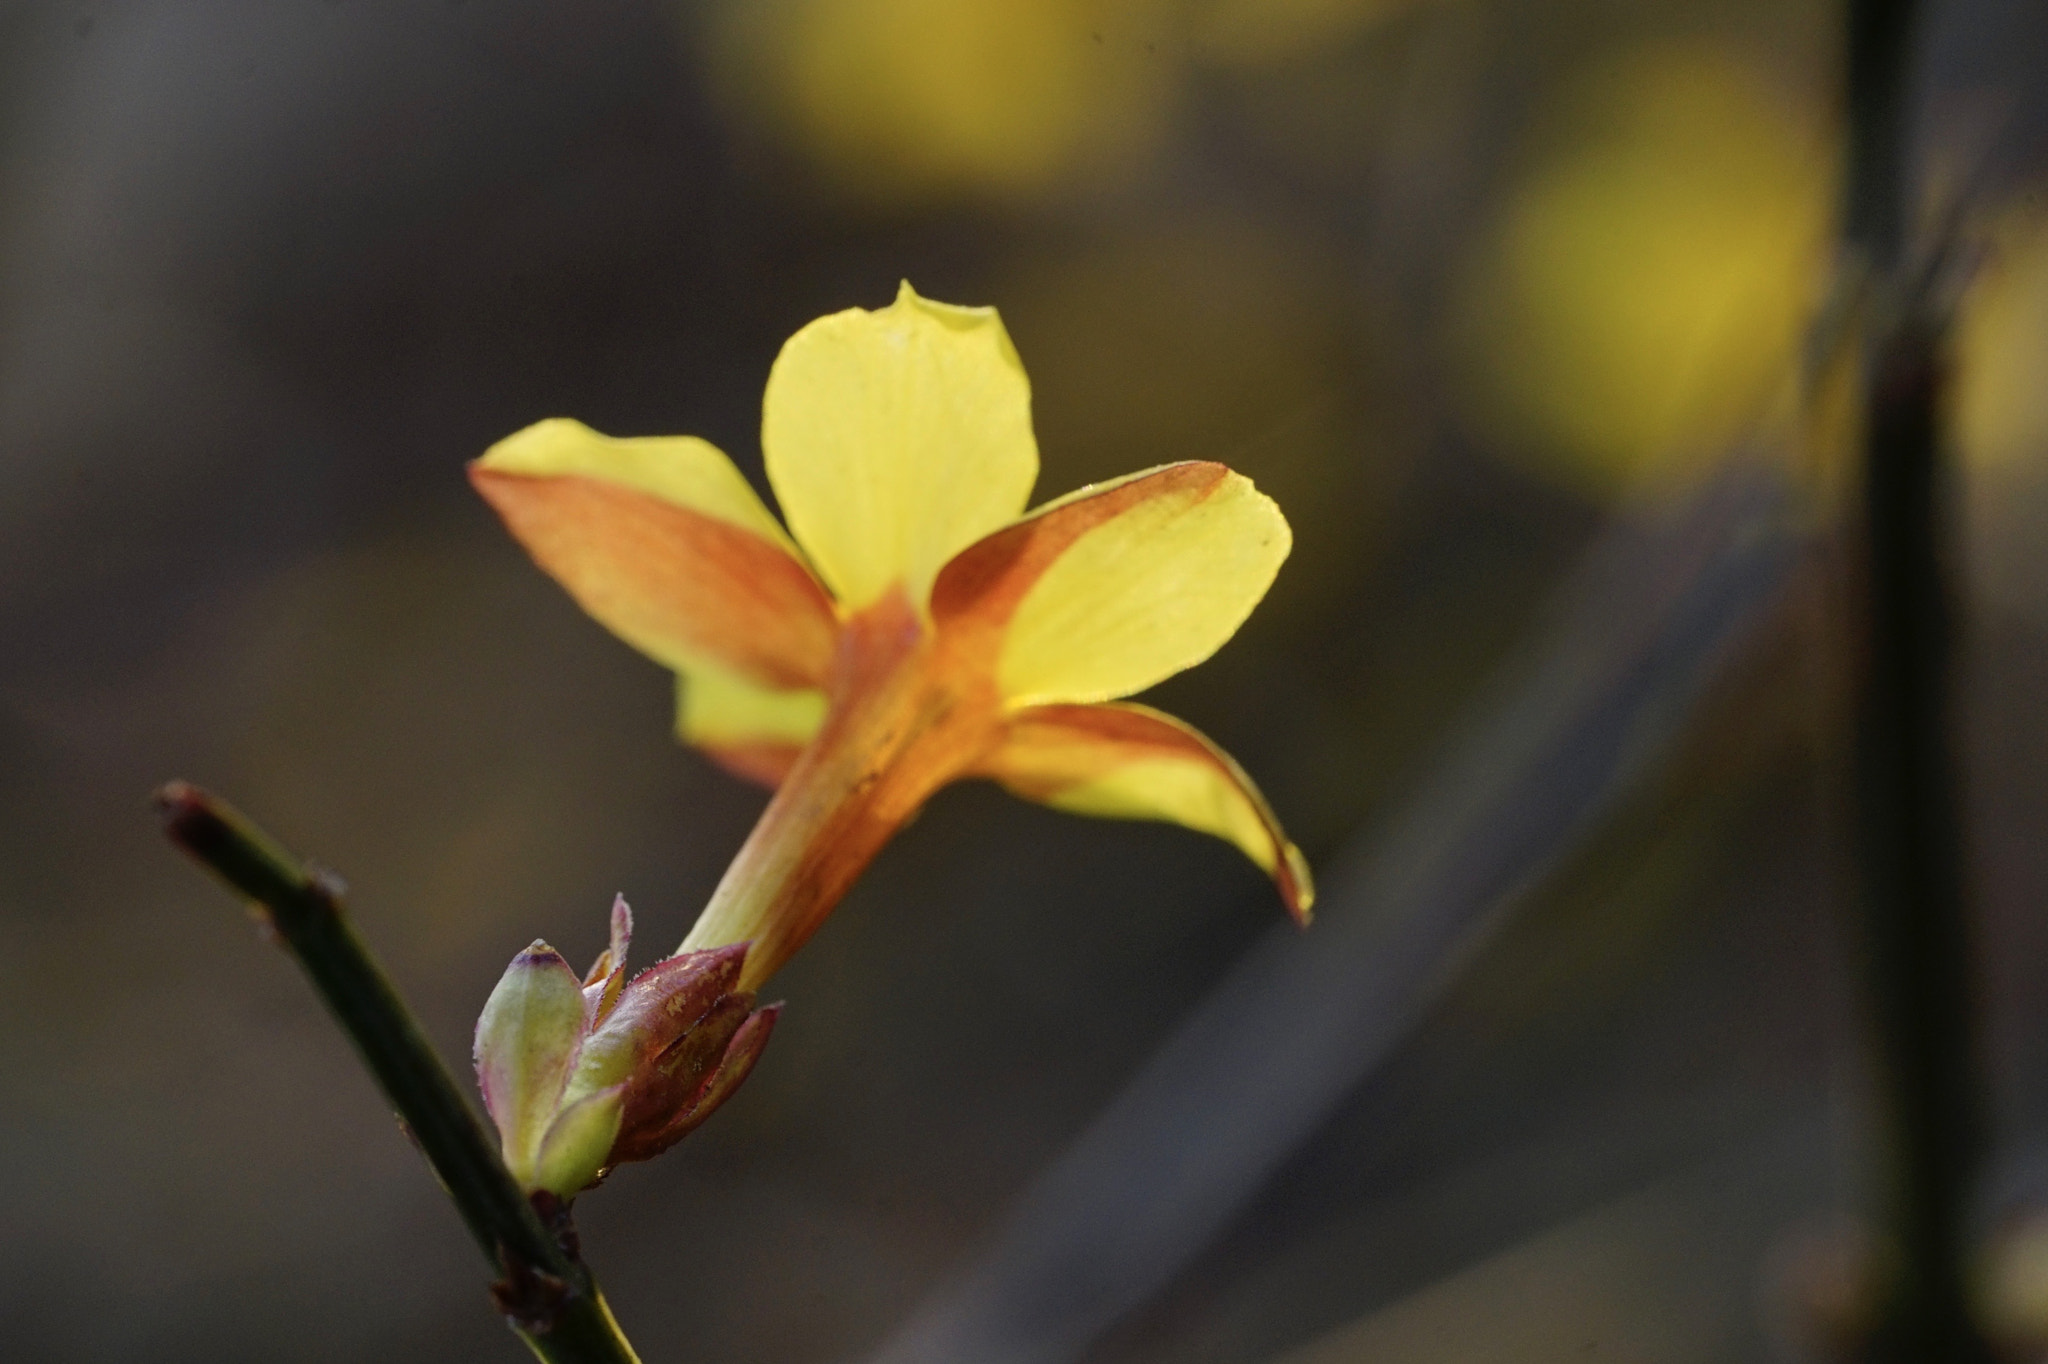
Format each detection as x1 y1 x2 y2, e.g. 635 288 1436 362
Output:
472 282 1311 991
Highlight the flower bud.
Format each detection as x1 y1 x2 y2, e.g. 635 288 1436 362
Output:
473 896 778 1197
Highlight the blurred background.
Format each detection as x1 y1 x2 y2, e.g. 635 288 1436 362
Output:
3 1 2048 1359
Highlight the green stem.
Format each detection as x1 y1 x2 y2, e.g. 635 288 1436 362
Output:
155 781 642 1364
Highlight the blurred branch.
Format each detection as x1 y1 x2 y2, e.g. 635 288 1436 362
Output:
1841 0 1993 1358
1845 0 1916 266
155 782 642 1364
862 463 1800 1364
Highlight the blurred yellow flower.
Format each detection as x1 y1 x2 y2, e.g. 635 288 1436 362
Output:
698 0 1440 203
1957 208 2048 473
1451 43 1834 496
473 283 1311 990
707 0 1175 201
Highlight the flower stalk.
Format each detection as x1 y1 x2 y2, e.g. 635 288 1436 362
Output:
678 589 996 986
155 781 643 1364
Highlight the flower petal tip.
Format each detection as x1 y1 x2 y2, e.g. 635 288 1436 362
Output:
892 278 1004 331
677 997 781 1133
1280 842 1316 926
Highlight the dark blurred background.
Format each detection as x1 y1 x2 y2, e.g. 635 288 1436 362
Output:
4 1 2048 1360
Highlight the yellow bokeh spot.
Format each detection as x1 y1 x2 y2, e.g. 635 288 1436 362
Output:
707 0 1175 202
1452 43 1834 497
1956 208 2048 473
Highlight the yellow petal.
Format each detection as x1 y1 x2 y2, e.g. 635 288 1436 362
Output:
933 461 1290 706
472 419 838 689
675 662 827 787
974 701 1313 920
480 417 803 551
762 281 1039 610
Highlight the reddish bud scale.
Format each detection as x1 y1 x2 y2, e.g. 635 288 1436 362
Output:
473 896 779 1197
